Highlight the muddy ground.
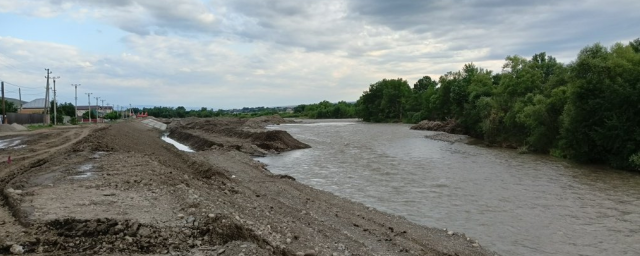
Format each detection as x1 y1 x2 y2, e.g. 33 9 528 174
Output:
0 117 497 255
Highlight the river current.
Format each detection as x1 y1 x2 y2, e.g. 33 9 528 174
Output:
257 119 640 256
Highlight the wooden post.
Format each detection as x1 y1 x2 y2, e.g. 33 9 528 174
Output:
1 81 6 124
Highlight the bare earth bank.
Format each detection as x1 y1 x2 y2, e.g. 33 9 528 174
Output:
0 117 496 255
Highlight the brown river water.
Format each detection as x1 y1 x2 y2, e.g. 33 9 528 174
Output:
258 119 640 256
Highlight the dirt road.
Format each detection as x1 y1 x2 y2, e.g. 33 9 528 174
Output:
0 118 496 255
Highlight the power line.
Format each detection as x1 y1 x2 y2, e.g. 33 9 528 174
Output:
0 59 39 75
0 78 41 89
21 92 45 96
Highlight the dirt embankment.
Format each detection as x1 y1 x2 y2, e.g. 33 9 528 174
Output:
167 116 309 156
410 120 471 143
0 118 497 255
410 119 461 134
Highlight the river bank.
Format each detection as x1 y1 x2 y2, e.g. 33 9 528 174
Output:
0 117 496 255
259 119 640 255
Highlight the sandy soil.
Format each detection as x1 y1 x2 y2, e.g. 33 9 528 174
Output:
0 118 497 255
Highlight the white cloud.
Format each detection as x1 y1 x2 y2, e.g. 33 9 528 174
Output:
0 0 638 108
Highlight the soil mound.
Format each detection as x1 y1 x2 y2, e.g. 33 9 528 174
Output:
247 130 310 152
411 119 462 134
168 117 310 155
243 115 287 129
10 123 28 131
0 124 17 132
0 124 29 133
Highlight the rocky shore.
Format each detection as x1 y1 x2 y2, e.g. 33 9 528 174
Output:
0 117 496 255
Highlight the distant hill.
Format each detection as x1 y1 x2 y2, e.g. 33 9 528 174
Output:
3 97 26 106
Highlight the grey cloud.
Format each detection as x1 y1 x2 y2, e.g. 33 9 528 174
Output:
48 0 221 36
347 0 640 61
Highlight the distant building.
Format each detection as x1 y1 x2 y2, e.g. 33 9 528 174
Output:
76 105 113 118
19 98 47 114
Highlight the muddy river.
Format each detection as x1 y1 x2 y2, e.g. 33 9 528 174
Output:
258 119 640 256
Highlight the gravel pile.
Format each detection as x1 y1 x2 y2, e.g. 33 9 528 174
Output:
0 124 28 132
11 123 28 131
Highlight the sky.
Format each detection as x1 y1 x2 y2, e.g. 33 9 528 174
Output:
0 0 638 109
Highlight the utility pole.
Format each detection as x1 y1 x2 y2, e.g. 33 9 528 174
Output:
1 81 5 124
44 69 52 124
72 84 80 122
95 96 100 124
52 76 60 125
18 88 22 112
101 99 106 122
85 93 92 123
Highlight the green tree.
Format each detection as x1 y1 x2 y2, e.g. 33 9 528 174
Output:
176 106 187 118
104 111 121 120
356 78 411 122
3 101 18 113
630 38 640 53
559 42 640 168
82 110 97 119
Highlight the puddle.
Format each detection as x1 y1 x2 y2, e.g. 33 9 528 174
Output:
91 151 108 159
161 134 195 152
0 137 23 149
71 173 92 179
71 164 94 179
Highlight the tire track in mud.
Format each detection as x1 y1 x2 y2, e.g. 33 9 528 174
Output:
0 126 96 253
0 122 293 255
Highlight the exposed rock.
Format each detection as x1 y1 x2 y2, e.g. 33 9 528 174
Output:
10 244 24 254
137 226 152 237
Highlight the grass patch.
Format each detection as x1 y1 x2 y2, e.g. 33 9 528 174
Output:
27 124 53 131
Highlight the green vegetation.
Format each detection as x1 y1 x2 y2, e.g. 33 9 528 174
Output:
3 101 18 113
356 39 640 170
139 101 356 119
49 101 76 124
27 124 53 131
293 101 356 118
104 111 121 120
81 109 97 119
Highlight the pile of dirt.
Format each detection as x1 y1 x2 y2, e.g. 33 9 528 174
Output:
243 114 288 129
246 130 309 152
0 124 17 133
411 119 462 134
8 216 272 255
10 124 28 131
0 124 29 133
167 117 309 156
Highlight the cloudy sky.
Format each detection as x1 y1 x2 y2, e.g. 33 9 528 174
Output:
0 0 638 109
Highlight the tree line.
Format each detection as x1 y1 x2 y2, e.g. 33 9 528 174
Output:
139 100 357 119
356 39 640 170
